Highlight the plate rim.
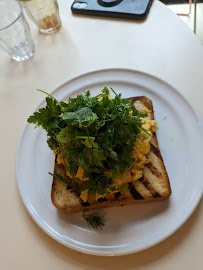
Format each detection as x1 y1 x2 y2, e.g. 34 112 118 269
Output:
16 68 203 256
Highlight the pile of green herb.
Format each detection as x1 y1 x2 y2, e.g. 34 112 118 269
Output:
28 87 147 197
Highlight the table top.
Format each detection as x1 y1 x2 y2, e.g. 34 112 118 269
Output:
0 0 202 269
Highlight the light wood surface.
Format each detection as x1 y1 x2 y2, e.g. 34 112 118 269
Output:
0 0 202 269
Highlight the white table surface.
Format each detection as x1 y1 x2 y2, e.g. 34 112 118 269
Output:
0 0 203 269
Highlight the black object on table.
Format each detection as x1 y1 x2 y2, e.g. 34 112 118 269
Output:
71 0 154 20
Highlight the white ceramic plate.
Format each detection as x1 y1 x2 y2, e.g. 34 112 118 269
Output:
16 69 203 256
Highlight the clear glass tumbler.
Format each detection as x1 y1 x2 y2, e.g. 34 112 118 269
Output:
0 0 35 61
20 0 61 34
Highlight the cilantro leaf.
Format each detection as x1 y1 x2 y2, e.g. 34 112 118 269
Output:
27 97 61 130
80 137 98 149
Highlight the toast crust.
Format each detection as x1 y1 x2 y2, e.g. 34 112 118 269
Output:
51 96 171 213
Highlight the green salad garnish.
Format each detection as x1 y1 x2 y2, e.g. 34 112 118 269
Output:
28 87 147 197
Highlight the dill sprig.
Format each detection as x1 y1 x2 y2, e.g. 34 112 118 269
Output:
82 209 106 229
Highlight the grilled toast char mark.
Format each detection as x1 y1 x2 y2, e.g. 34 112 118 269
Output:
150 142 162 160
129 183 144 200
51 96 171 213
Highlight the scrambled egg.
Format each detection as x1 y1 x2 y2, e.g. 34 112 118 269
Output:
56 154 87 181
55 107 159 203
91 117 158 201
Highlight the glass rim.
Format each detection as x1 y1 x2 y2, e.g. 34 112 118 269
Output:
0 0 23 31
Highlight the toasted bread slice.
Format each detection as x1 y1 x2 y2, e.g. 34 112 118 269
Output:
51 96 171 212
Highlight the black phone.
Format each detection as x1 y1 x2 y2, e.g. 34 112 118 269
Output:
71 0 154 20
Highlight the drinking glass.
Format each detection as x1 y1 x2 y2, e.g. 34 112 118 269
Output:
0 0 35 61
20 0 61 34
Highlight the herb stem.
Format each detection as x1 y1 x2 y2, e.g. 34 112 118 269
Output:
76 136 95 140
36 89 65 113
49 172 80 194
